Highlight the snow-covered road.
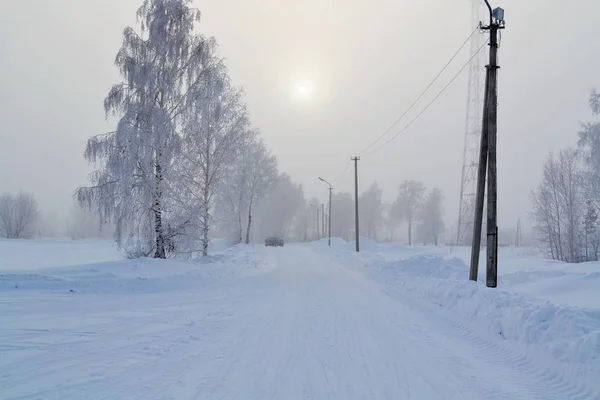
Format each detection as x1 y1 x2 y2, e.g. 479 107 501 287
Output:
1 244 597 399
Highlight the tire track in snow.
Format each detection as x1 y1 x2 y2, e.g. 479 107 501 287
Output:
1 283 259 399
377 281 599 400
192 245 539 399
322 256 524 400
6 244 594 399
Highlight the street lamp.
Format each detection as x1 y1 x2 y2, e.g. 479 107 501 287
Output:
318 177 332 247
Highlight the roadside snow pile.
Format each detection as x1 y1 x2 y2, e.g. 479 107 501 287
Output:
0 238 121 271
0 243 272 295
369 254 600 375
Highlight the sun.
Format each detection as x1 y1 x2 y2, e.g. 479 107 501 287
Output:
297 84 310 96
292 82 314 102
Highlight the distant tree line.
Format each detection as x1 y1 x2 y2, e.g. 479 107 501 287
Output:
303 180 445 246
30 0 449 256
531 89 600 262
0 192 39 239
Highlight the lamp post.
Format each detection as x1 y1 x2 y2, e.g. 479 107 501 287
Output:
318 177 333 247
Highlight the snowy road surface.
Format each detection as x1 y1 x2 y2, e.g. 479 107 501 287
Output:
1 243 597 399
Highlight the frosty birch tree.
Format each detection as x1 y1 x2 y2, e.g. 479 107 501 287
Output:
394 180 425 245
253 175 305 241
214 164 249 244
242 138 278 244
359 182 383 239
417 188 445 245
583 199 599 261
214 130 258 244
531 184 559 260
531 91 600 262
330 192 354 240
0 192 39 239
77 0 217 258
532 149 584 262
382 202 401 242
172 71 250 257
578 88 600 205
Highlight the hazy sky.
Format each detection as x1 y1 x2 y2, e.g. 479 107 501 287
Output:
1 0 599 234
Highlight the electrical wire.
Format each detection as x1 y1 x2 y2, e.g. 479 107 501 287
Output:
361 40 489 157
332 159 352 185
356 26 482 156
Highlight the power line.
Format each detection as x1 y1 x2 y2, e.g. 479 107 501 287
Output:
332 159 351 183
361 40 489 157
356 26 481 156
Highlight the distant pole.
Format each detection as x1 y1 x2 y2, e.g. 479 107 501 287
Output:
318 177 333 247
328 186 332 246
321 204 325 239
310 204 318 240
516 218 522 247
352 156 360 252
317 208 320 240
303 212 308 242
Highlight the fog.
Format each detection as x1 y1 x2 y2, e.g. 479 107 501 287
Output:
1 0 598 239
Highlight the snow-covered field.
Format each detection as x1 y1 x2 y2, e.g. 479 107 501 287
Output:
1 238 598 399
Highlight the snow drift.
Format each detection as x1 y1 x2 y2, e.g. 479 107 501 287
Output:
366 252 600 377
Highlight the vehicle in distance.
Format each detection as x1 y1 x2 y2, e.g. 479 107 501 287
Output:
265 237 284 247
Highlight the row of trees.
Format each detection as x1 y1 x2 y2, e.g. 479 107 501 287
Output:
72 0 448 257
307 180 446 246
77 0 285 258
531 89 600 262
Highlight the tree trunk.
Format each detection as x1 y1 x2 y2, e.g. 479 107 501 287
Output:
153 161 166 259
585 230 589 261
236 181 245 244
245 201 253 244
201 166 211 257
408 216 412 245
237 213 243 244
201 190 210 257
201 209 209 257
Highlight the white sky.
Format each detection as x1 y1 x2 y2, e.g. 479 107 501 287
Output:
1 0 599 234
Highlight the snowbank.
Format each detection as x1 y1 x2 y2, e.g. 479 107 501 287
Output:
0 238 121 271
367 253 600 376
0 236 237 273
0 243 273 295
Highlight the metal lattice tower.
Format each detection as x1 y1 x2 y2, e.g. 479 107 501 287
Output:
456 0 487 246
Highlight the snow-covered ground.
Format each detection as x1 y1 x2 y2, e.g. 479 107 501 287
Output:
1 238 598 399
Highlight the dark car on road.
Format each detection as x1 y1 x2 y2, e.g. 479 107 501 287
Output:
265 237 284 247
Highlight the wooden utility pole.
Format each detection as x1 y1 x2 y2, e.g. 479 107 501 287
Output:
352 157 360 252
469 46 490 281
469 2 504 288
484 5 502 288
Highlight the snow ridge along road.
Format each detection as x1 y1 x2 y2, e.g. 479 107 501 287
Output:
1 242 598 399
